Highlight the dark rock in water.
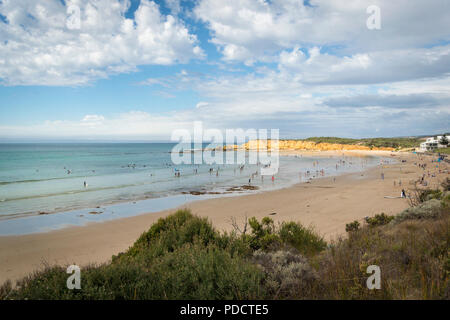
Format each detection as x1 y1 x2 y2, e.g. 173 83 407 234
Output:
182 190 225 196
189 191 206 195
226 185 259 192
89 211 101 215
38 211 49 215
240 185 259 190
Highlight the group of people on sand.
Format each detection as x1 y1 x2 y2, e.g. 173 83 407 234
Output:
413 154 449 188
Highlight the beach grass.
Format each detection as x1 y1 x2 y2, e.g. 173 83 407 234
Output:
1 190 449 300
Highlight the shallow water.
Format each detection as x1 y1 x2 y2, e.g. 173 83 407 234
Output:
0 143 385 235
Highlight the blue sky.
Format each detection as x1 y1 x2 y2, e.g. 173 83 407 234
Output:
0 0 449 141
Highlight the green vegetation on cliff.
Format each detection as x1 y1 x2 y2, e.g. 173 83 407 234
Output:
304 136 422 149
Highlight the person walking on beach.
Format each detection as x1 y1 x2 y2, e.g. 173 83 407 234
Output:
401 189 406 198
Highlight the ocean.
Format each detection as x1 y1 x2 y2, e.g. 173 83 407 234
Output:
0 143 384 235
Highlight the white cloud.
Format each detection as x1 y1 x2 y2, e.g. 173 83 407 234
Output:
0 0 204 86
0 0 449 139
277 45 450 85
0 111 194 140
195 0 450 63
195 101 209 108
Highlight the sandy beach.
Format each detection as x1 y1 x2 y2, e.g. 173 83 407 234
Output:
0 150 448 286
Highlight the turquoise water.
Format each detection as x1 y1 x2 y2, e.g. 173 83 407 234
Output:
0 143 383 235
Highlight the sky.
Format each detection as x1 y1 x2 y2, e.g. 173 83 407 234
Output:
0 0 449 141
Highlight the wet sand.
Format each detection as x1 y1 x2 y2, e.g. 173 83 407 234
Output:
0 150 447 285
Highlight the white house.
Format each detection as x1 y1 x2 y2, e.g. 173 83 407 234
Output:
419 136 447 151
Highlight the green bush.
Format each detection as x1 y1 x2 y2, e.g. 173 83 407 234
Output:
147 243 265 299
278 222 326 256
304 137 422 149
2 206 448 300
395 199 446 223
246 217 326 255
2 210 264 300
248 216 280 250
345 220 360 233
114 209 217 264
365 213 394 227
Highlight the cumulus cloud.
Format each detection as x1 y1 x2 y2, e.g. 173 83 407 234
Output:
0 0 449 139
277 45 450 85
195 0 450 63
0 0 204 85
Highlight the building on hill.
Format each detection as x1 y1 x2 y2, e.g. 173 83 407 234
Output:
419 136 447 151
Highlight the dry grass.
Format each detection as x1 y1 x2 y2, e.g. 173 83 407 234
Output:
308 211 449 299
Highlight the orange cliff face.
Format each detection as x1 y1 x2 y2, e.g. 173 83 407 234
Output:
222 140 395 152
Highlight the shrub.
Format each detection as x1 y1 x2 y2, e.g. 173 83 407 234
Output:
408 187 442 206
253 249 317 299
146 243 265 299
248 217 280 250
278 222 326 256
312 211 450 299
247 217 326 255
114 209 217 264
365 213 394 227
345 220 360 233
394 199 446 223
442 178 450 192
3 206 448 300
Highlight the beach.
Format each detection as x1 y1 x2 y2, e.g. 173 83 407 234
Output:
0 150 448 285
